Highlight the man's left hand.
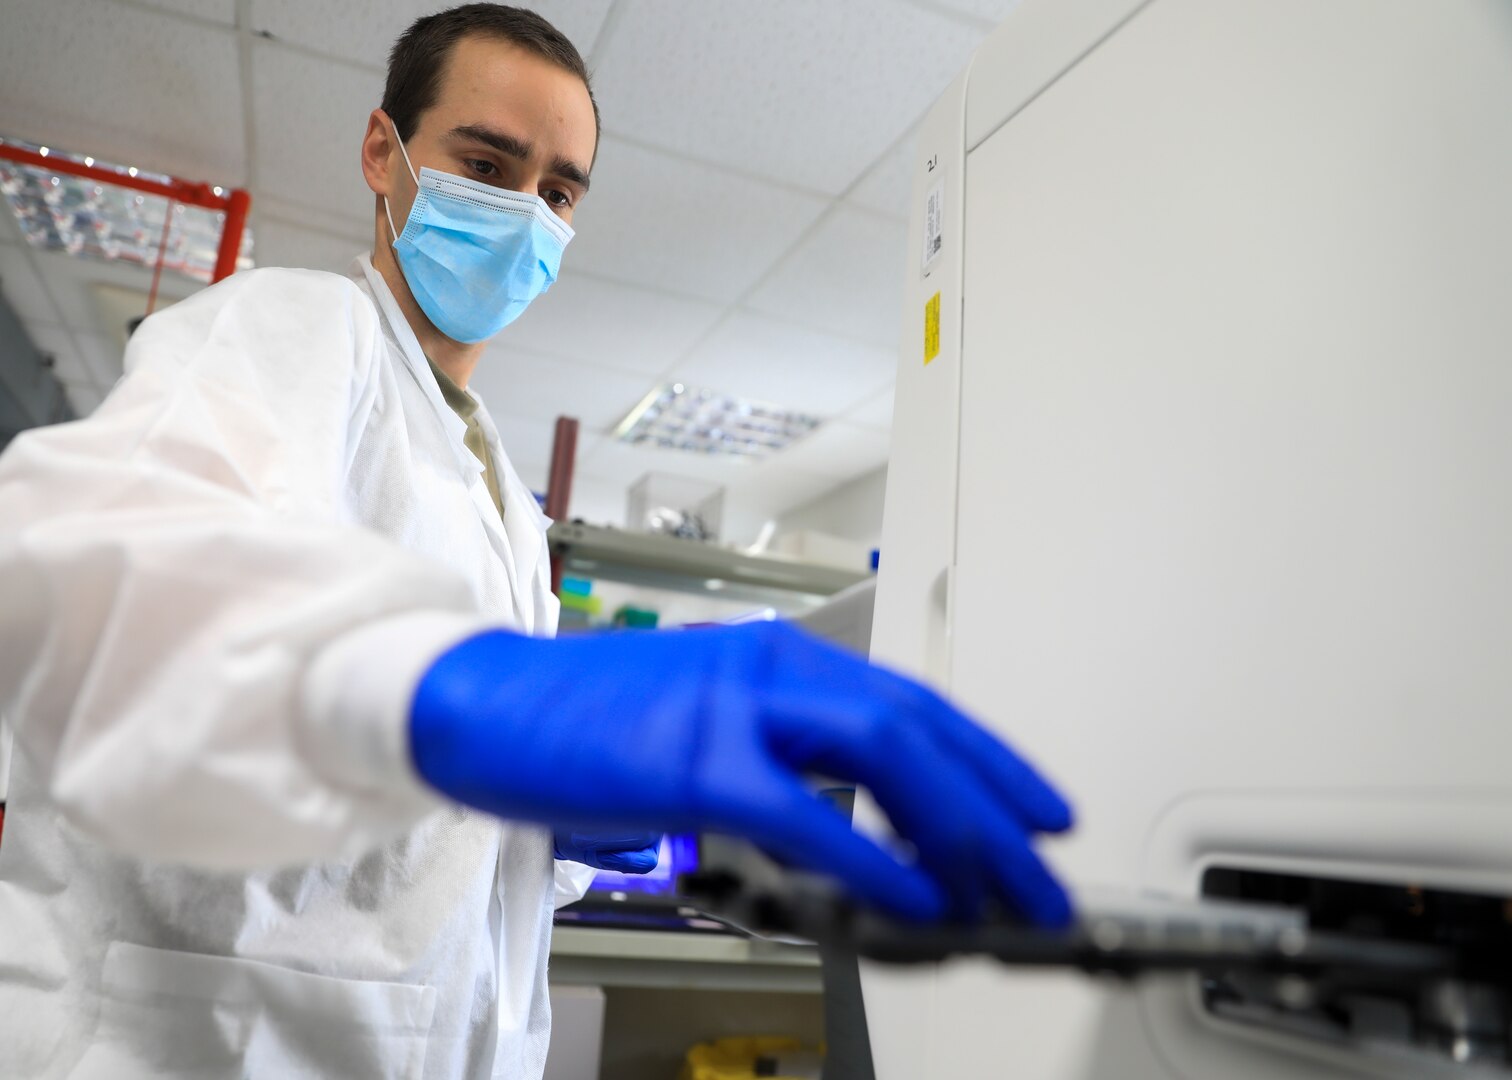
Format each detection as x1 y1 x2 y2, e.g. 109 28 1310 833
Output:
554 829 662 874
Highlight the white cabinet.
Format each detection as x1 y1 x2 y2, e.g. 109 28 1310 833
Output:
867 2 1512 1077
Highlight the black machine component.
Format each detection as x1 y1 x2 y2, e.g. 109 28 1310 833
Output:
1201 867 1512 1069
680 859 1512 1072
680 868 1453 981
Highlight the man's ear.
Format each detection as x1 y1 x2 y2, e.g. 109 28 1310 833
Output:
360 109 397 197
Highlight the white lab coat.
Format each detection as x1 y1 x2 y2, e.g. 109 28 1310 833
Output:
0 255 596 1080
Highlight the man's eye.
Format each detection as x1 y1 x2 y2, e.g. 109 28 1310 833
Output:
465 159 497 178
544 189 571 208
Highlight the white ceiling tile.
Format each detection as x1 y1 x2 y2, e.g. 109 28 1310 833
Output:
848 131 918 219
253 195 372 241
0 246 62 325
136 0 238 25
250 41 386 234
566 138 828 305
255 218 370 275
925 0 1024 23
576 436 756 490
470 349 650 434
248 0 613 71
0 0 246 184
844 384 897 431
501 271 723 378
62 379 106 418
745 206 907 349
671 312 895 418
773 421 891 480
591 0 982 194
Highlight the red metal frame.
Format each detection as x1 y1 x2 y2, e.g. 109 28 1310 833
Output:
0 143 251 284
212 189 252 283
545 415 580 596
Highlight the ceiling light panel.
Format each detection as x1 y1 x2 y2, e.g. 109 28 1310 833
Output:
615 383 820 459
0 136 252 283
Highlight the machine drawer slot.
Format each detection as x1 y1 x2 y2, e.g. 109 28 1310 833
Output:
1201 866 1512 1069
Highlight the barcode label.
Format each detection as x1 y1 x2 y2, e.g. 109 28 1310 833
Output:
923 181 944 273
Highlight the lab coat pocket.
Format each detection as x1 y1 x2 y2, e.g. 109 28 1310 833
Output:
72 941 437 1080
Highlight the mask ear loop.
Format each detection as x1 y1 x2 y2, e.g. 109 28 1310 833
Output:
383 119 421 247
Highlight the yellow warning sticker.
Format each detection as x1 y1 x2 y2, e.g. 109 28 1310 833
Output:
924 291 941 365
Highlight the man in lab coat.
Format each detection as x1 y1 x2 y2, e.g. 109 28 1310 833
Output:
0 5 1074 1078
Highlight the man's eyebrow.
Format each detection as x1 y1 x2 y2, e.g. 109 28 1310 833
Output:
446 124 590 192
447 124 531 161
552 156 591 194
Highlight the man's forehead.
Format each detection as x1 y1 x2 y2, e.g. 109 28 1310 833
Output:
432 37 593 135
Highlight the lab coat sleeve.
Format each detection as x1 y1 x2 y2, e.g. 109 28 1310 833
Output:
0 268 490 869
553 859 600 910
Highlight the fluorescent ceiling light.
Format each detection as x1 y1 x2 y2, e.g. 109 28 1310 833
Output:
614 383 821 459
0 135 253 282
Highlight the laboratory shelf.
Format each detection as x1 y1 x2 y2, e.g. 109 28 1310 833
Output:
549 926 822 994
548 521 868 609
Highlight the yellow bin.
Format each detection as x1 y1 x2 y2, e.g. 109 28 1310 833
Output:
679 1036 812 1080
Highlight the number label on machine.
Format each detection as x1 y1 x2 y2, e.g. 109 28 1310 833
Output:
922 179 944 274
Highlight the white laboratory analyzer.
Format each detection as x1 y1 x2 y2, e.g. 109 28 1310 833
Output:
860 0 1512 1077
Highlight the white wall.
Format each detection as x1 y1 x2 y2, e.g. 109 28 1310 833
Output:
774 465 888 550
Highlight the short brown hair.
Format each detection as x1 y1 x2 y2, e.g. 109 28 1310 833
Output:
382 4 599 146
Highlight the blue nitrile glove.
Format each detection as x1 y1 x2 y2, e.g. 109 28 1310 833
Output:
554 828 662 874
410 621 1074 926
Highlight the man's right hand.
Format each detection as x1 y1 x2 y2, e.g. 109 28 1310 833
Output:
409 621 1074 926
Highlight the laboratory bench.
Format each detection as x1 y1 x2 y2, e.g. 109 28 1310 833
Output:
547 926 825 1079
550 925 822 994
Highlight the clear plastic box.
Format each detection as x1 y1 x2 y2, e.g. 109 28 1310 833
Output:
626 473 725 542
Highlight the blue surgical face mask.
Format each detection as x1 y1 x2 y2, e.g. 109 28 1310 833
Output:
384 125 574 344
